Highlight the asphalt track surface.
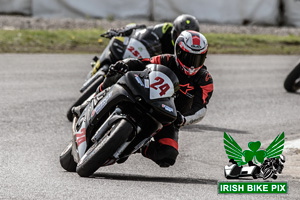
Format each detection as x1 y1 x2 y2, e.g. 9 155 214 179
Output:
1 54 300 200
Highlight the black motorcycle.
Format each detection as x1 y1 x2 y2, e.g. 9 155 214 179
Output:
66 24 163 121
60 64 179 177
284 60 300 93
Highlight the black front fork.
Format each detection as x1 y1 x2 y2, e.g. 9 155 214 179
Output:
91 107 137 143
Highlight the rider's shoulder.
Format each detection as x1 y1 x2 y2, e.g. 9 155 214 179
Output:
195 65 213 84
152 23 173 38
197 65 210 76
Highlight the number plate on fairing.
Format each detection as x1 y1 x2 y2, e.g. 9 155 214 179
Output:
123 38 150 59
149 71 174 99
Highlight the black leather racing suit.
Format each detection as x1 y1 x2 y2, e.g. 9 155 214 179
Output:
125 22 174 55
100 54 214 167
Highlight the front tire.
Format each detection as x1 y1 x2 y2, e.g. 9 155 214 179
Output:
76 119 134 177
284 62 300 92
59 141 77 172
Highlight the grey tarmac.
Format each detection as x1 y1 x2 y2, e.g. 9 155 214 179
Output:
0 54 299 200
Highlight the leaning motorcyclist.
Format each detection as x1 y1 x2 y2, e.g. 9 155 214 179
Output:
90 14 200 74
74 30 214 167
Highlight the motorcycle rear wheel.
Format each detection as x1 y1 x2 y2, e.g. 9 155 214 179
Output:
66 76 105 122
59 141 77 172
284 62 300 92
76 119 134 177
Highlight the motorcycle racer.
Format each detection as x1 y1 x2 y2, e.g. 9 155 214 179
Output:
152 13 200 54
92 30 214 167
90 14 200 73
66 14 201 123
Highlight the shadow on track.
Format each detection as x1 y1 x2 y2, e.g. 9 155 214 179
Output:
92 172 218 185
284 91 300 95
182 124 250 134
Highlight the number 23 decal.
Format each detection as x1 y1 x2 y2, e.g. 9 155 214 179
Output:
150 77 170 96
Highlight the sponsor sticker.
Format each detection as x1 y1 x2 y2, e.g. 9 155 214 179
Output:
162 104 173 112
95 91 112 114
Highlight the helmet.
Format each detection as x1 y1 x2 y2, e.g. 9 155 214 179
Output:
171 14 200 44
175 30 208 76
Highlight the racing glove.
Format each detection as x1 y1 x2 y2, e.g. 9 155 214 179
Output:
101 61 128 91
174 111 186 128
110 61 129 75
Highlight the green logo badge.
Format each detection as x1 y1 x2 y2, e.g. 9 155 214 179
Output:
223 132 285 180
224 132 285 166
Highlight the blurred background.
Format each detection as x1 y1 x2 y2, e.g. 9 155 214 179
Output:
0 0 300 54
0 0 300 27
1 2 300 199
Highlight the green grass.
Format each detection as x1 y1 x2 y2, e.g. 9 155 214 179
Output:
206 33 300 54
0 29 108 53
0 29 300 54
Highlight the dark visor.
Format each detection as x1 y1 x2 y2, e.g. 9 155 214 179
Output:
176 48 207 68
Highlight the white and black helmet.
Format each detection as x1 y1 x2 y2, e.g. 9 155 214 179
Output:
175 30 208 76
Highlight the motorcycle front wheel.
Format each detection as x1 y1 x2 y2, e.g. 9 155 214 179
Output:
59 141 77 172
76 119 134 177
284 62 300 92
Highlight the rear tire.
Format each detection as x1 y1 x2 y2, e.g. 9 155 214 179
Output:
59 141 77 172
66 76 104 121
284 62 300 92
76 119 134 177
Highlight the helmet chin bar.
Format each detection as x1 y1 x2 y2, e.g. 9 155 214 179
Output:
183 66 200 76
177 58 201 76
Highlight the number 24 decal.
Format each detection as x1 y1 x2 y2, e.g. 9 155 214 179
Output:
150 77 170 96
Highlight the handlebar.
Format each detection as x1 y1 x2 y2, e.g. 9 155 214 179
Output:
100 24 147 39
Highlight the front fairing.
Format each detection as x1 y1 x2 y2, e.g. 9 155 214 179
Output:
73 84 136 161
109 36 128 61
117 67 178 123
132 28 162 56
